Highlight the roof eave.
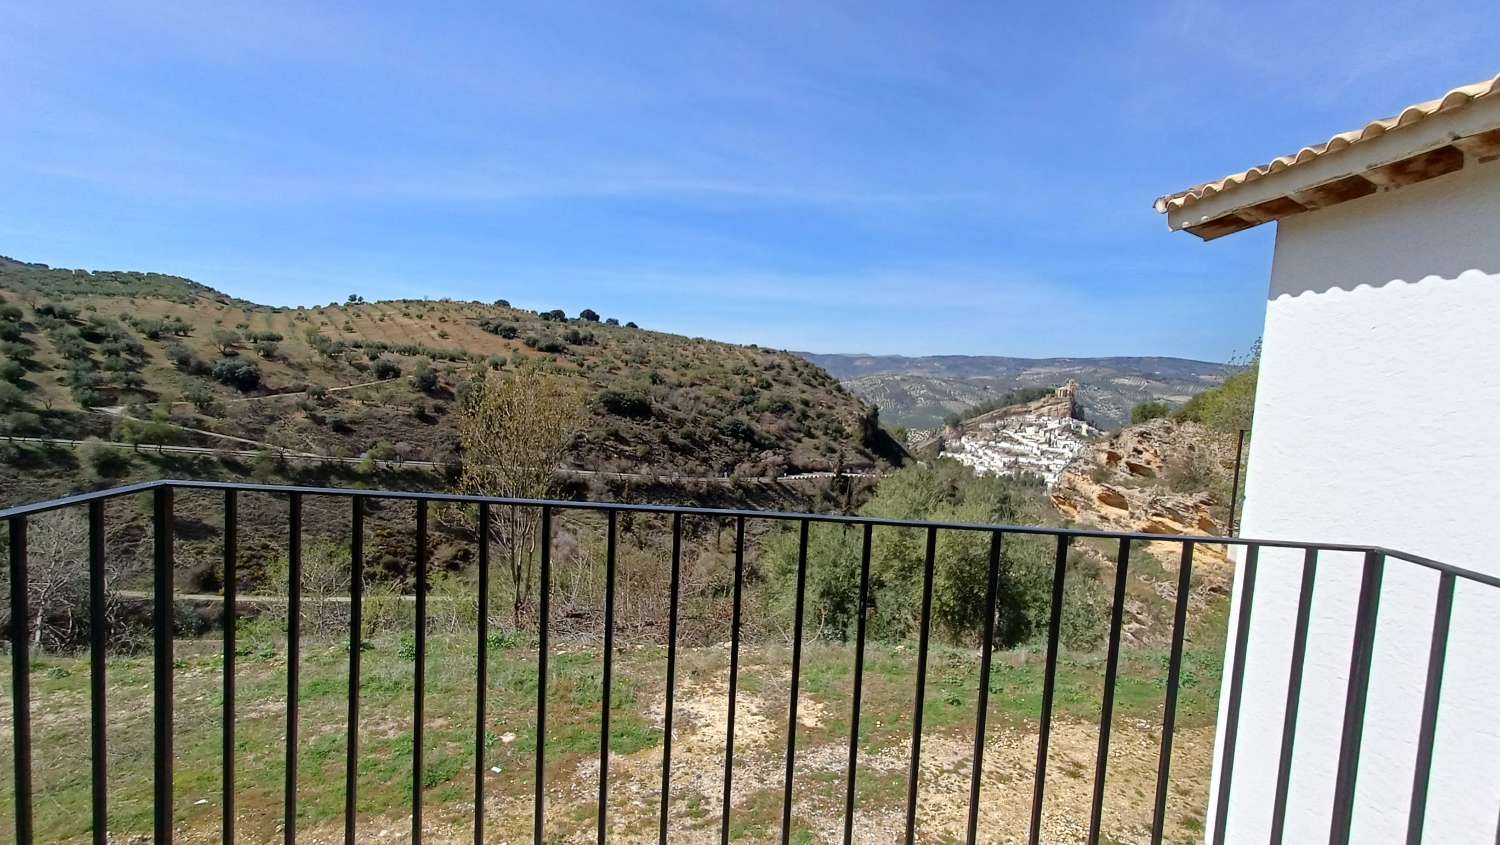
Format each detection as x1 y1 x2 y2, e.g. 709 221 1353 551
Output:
1164 94 1500 240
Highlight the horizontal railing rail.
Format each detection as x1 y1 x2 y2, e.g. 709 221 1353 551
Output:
2 479 1493 845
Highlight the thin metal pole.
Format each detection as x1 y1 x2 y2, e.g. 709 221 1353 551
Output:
475 502 490 845
1150 541 1194 845
154 487 175 845
966 531 1004 845
1029 535 1069 845
345 497 364 845
413 500 428 845
780 520 811 845
1406 572 1455 845
1228 429 1247 536
1087 537 1131 845
902 526 938 845
286 493 302 845
10 516 33 845
658 513 683 845
1329 551 1384 845
1269 549 1318 845
720 516 746 845
88 500 108 845
223 491 238 845
598 511 618 844
841 523 874 845
1212 545 1260 844
534 506 552 845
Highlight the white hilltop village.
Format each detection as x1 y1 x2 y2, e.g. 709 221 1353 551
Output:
939 381 1099 487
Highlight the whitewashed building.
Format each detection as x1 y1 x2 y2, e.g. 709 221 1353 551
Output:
1156 75 1500 843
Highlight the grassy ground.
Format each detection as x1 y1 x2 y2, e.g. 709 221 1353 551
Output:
0 606 1224 845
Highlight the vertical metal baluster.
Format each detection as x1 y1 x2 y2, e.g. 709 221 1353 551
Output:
780 520 811 845
1087 537 1131 845
1329 551 1384 845
475 502 490 845
842 523 873 845
154 487 175 845
89 500 108 845
1029 535 1069 845
223 491 238 845
1269 548 1318 845
1228 429 1246 535
345 497 364 845
658 513 683 845
965 531 1004 845
720 516 745 845
1406 572 1454 845
535 506 552 845
599 511 618 845
902 526 938 845
413 500 428 845
1212 545 1260 845
286 493 302 845
1149 541 1195 845
10 515 33 845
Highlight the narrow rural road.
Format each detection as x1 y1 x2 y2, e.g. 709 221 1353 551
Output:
5 435 881 485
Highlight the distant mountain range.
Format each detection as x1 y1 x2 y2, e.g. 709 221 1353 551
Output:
797 353 1234 430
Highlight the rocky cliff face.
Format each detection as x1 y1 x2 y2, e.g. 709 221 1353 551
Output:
1051 418 1240 589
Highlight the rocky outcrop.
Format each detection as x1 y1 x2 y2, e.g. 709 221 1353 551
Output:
1051 418 1240 589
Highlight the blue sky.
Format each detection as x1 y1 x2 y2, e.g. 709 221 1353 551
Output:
2 2 1496 360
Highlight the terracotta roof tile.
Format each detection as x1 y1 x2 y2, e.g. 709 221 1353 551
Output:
1154 73 1500 213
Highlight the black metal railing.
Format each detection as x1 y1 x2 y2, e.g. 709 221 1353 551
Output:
3 479 1497 844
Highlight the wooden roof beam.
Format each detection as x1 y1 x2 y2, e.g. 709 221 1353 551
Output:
1453 128 1500 163
1363 145 1464 188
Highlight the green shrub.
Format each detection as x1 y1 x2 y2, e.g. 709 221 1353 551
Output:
761 461 1068 648
410 358 438 393
1131 400 1171 424
183 383 219 414
0 359 24 383
1 410 42 435
596 387 652 419
210 327 240 353
211 358 261 390
478 320 518 339
80 438 130 477
0 381 27 410
1176 367 1256 432
716 415 756 444
372 357 402 379
71 383 102 407
523 336 567 354
35 302 79 320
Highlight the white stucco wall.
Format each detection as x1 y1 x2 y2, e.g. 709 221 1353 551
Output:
1205 156 1500 843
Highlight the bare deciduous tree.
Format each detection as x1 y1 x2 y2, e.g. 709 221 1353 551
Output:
0 509 136 654
456 366 587 626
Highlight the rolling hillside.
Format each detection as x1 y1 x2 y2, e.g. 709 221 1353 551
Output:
799 352 1234 430
0 258 898 506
